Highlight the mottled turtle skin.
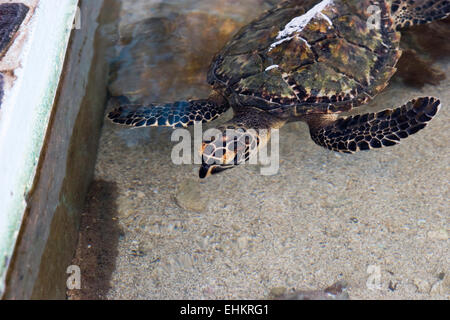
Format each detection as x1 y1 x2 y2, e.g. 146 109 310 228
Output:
208 0 400 116
109 0 448 178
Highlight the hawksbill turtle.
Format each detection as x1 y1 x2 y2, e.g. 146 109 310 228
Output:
108 0 449 178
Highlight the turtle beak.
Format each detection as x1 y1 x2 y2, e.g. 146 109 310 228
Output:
199 163 234 179
199 163 213 179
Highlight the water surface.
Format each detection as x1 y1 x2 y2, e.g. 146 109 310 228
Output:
73 0 449 299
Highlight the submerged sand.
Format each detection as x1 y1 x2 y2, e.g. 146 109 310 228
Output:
70 0 449 300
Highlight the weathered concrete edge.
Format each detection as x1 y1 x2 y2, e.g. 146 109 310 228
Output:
2 0 117 299
0 0 78 297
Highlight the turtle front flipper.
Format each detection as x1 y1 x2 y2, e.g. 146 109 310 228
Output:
307 97 441 154
108 93 229 128
392 0 450 30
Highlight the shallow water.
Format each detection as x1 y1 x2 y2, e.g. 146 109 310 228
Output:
72 1 449 299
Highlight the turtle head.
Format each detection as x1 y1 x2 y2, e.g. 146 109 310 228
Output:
199 126 259 179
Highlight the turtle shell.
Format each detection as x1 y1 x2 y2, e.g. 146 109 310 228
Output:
207 0 402 115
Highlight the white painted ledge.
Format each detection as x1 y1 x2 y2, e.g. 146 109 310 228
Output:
0 0 79 296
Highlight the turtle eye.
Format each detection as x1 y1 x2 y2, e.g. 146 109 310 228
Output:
202 137 215 145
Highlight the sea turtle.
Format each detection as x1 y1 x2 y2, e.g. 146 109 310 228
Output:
108 0 449 178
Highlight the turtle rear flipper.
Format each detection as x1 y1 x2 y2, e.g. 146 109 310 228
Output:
392 0 450 30
308 97 441 154
108 94 229 128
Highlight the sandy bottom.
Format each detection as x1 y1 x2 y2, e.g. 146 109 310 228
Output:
69 1 449 300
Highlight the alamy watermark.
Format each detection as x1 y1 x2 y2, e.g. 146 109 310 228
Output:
367 5 382 30
170 122 280 176
72 6 81 30
66 265 81 290
366 265 382 290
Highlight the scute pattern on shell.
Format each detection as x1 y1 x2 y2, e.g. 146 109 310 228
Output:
207 0 402 115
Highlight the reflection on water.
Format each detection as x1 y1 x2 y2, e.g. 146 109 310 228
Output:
79 1 449 299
